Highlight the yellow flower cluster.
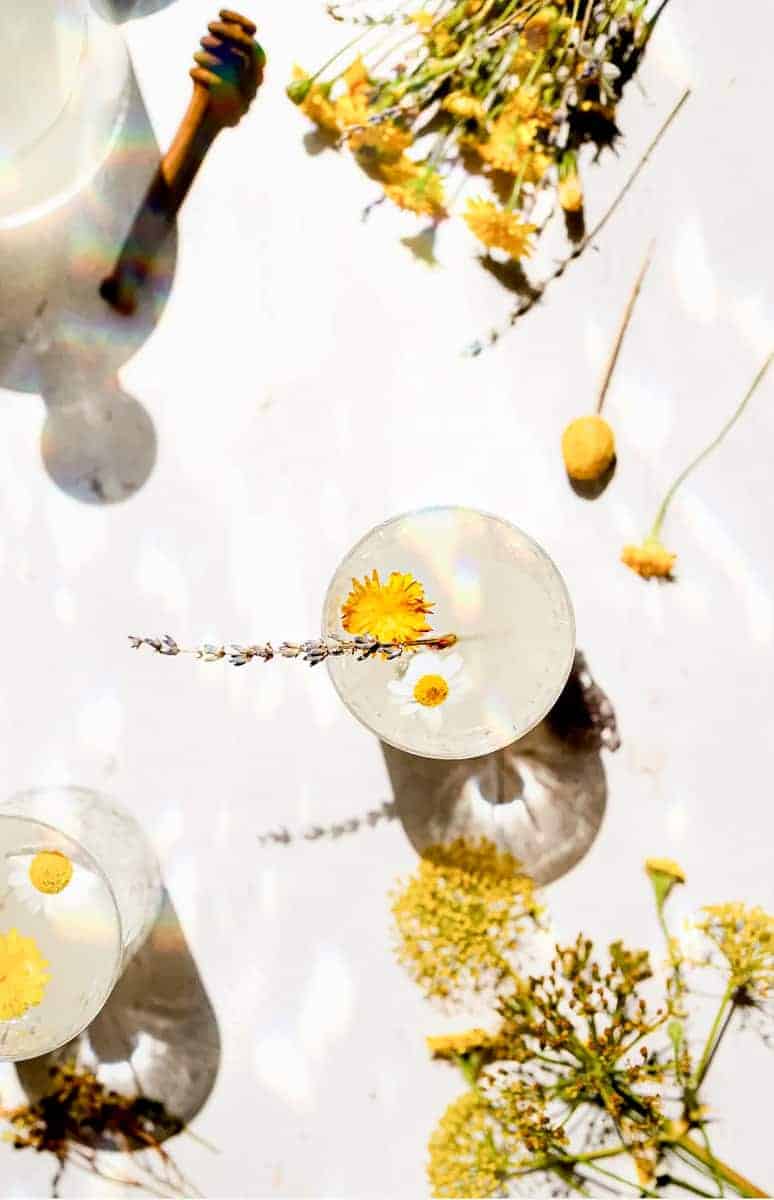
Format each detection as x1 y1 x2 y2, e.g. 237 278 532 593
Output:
341 569 434 644
391 838 539 1002
427 1091 511 1198
697 903 773 999
464 200 536 260
621 537 677 580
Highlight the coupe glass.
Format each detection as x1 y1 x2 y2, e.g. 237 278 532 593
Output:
0 0 129 228
323 506 576 760
0 788 162 1061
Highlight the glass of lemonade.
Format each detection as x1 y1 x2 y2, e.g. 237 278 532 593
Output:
0 789 162 1062
323 507 576 760
0 0 129 228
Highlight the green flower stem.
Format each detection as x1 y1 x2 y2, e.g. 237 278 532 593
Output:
586 1159 660 1197
650 351 773 540
662 1175 719 1199
668 1132 767 1199
308 29 373 86
690 985 734 1091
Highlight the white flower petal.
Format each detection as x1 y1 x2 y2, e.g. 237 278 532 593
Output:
420 706 444 731
438 652 464 680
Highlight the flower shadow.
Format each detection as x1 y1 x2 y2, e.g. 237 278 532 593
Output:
381 650 619 886
0 67 176 504
15 889 221 1139
567 454 618 500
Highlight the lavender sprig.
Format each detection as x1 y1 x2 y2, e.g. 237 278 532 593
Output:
128 632 458 668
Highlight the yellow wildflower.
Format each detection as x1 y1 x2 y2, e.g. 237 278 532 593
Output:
561 415 616 481
464 199 536 259
697 903 774 998
341 570 434 643
342 55 369 94
427 1091 511 1198
430 28 459 56
335 88 368 130
391 838 539 1002
383 162 446 218
478 117 537 174
645 858 686 910
503 85 541 119
442 91 487 121
29 850 73 895
289 66 340 134
621 537 676 580
410 10 434 32
523 6 559 50
426 1028 498 1059
0 928 50 1021
559 171 584 212
348 121 413 160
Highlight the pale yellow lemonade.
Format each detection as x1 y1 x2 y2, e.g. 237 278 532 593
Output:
324 507 575 760
0 815 122 1061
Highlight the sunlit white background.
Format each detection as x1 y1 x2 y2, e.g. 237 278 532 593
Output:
0 0 773 1195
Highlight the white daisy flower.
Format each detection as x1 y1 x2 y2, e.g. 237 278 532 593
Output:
387 650 472 731
7 850 96 918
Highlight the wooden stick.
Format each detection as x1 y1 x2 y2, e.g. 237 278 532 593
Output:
596 240 654 414
101 10 265 315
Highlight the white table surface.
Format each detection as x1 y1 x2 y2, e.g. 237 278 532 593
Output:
0 0 773 1195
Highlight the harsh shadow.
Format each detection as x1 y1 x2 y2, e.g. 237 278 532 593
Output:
478 252 543 302
382 650 619 886
568 454 618 500
16 890 220 1136
562 205 586 245
0 67 176 503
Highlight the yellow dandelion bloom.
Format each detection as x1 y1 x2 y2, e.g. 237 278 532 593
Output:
645 858 686 884
621 537 676 580
645 858 686 910
478 117 537 174
29 850 73 895
348 121 413 160
383 163 446 218
343 55 369 94
290 66 341 134
464 199 536 260
341 570 434 643
561 415 616 481
503 85 541 119
442 92 487 121
0 928 50 1021
335 89 368 130
559 171 584 213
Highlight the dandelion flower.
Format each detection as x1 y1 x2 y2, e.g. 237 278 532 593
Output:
7 851 95 919
342 56 369 93
621 537 676 580
383 162 446 218
442 92 487 121
348 121 413 160
0 928 50 1021
465 199 536 259
645 857 686 910
561 414 615 480
341 570 434 643
478 117 538 174
388 650 471 731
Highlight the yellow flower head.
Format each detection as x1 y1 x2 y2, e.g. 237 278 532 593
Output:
559 171 584 213
464 199 536 260
697 903 774 999
348 121 413 160
645 858 686 910
410 9 434 32
382 162 446 218
503 85 541 119
391 838 539 1002
29 851 73 895
621 537 676 580
523 6 559 50
341 570 434 643
427 1091 511 1198
561 415 616 481
343 55 369 94
426 1028 498 1060
442 91 487 121
0 928 50 1021
289 66 340 134
478 117 537 174
335 89 368 130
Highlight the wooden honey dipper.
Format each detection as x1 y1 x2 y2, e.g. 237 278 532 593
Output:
101 10 265 315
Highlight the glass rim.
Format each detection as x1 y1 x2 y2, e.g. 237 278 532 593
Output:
321 504 576 760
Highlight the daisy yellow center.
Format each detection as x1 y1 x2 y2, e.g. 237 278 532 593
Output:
413 674 449 707
29 851 73 895
0 928 50 1021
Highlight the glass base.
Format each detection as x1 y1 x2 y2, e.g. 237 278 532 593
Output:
0 788 162 962
382 651 617 884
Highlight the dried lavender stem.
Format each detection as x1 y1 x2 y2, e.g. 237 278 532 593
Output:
129 631 458 668
596 240 654 414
